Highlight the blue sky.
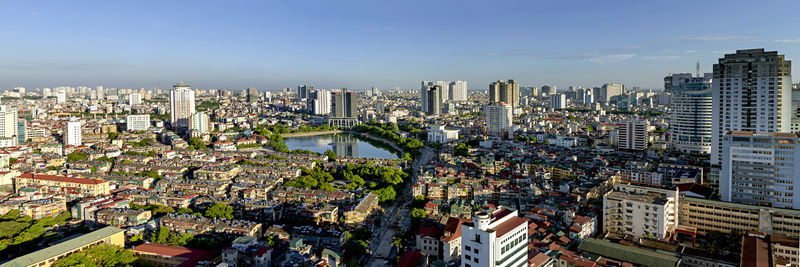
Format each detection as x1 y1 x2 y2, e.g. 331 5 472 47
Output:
2 0 800 91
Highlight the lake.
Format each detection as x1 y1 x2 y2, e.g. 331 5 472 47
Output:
284 133 398 159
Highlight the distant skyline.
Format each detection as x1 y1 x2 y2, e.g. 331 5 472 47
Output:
2 0 800 90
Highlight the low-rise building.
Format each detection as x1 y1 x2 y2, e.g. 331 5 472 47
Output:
132 243 218 267
2 226 125 267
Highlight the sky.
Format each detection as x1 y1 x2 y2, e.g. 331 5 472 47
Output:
2 0 800 91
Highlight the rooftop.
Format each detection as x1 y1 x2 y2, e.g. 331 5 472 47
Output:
2 226 124 267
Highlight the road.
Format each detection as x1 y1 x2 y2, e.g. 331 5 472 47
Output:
367 146 434 262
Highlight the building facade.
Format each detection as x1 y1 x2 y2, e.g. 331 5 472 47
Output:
489 80 520 108
670 77 713 155
170 82 196 132
428 125 459 144
720 131 800 209
64 118 82 146
484 103 513 137
126 114 150 132
616 119 648 151
549 93 566 109
603 183 678 240
460 209 528 267
711 49 792 167
0 105 18 147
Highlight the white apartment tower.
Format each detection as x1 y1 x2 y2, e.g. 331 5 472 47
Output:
64 118 82 146
711 49 792 167
189 111 210 135
0 106 17 147
617 119 648 151
460 209 528 267
126 114 150 132
56 89 67 104
308 89 332 115
484 103 513 137
603 183 678 240
449 81 468 102
128 93 142 106
170 82 196 132
421 81 449 113
721 131 800 209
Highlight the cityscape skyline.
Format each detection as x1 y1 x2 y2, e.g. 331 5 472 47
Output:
3 1 800 90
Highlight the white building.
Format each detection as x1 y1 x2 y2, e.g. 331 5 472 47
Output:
126 114 150 132
460 209 528 267
128 93 142 106
189 111 210 136
595 83 624 104
64 118 82 146
721 131 800 209
169 82 196 132
449 81 468 102
0 106 17 148
711 49 792 167
56 89 67 104
427 125 459 144
549 93 566 109
617 119 648 151
308 89 331 115
603 183 678 240
484 103 513 137
670 77 713 155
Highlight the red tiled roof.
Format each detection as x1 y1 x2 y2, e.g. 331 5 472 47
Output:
492 216 528 238
133 243 217 267
441 217 470 242
417 226 442 239
17 172 106 185
397 250 423 267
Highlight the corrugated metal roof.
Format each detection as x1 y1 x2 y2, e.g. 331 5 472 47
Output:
577 238 680 267
2 226 124 267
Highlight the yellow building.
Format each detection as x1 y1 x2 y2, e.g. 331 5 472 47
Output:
1 226 125 267
679 197 800 238
13 173 110 198
344 192 379 224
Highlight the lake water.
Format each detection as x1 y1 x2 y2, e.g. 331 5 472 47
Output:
284 133 398 159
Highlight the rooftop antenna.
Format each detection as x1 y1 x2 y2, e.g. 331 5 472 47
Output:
696 61 701 77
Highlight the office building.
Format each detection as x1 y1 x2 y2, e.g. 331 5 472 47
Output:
617 119 648 151
64 118 82 146
460 208 528 267
426 85 442 116
603 183 678 240
663 73 693 93
670 77 713 155
489 80 519 107
679 196 800 238
330 89 359 127
298 84 313 99
308 89 332 115
247 87 259 103
427 125 459 143
549 93 566 109
484 103 513 137
189 111 210 136
371 86 381 97
2 226 125 267
594 83 624 104
541 85 555 96
449 81 468 101
126 114 150 132
421 81 449 113
0 106 17 148
17 120 26 144
720 131 800 209
128 92 142 105
169 82 196 132
711 49 792 167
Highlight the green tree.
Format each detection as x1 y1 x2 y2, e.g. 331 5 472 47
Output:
204 202 233 220
324 149 337 162
373 186 396 202
52 243 137 267
411 208 427 219
66 151 88 163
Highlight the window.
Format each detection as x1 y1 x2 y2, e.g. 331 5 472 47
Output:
474 258 479 263
466 254 471 260
465 245 471 251
474 249 479 254
475 234 481 243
